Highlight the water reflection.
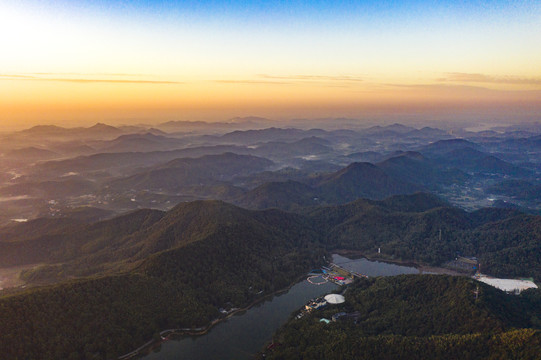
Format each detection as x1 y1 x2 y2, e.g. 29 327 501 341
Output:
332 254 420 277
143 254 421 360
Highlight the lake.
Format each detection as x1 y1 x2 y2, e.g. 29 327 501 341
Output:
142 254 422 360
332 254 420 277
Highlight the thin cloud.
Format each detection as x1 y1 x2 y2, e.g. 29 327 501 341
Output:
0 74 36 79
439 72 541 85
0 74 181 84
259 74 364 82
29 72 151 77
384 83 493 90
44 78 181 84
375 83 541 98
212 74 363 86
213 79 291 85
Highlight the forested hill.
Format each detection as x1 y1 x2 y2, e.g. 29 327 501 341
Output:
2 193 540 284
0 193 540 359
314 162 422 202
265 275 541 360
0 201 326 359
236 162 423 209
105 152 274 192
307 196 541 281
2 200 323 283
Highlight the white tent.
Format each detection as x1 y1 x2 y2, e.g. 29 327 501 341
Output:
324 294 345 304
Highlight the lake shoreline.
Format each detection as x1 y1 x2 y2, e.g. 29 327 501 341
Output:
332 249 466 276
124 252 465 359
120 272 316 359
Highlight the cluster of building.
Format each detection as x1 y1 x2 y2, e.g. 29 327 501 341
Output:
297 264 368 322
296 294 346 320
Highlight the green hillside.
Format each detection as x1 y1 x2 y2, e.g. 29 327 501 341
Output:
265 275 541 360
0 194 540 359
0 201 327 359
307 197 541 281
2 193 540 284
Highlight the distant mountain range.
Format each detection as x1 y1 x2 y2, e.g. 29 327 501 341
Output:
156 117 273 133
417 139 533 177
220 127 327 144
316 162 422 202
32 145 252 177
252 136 333 159
106 152 274 192
95 133 187 153
6 146 61 161
17 123 123 139
236 161 422 210
376 151 468 188
418 138 480 156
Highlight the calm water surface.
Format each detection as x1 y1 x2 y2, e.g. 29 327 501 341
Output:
142 254 420 360
332 254 420 276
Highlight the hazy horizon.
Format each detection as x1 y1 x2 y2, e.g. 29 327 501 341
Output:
1 1 540 130
2 107 540 133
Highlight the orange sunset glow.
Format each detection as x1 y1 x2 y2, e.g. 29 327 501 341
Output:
1 1 540 129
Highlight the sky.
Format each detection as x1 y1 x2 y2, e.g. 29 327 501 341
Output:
1 0 540 129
